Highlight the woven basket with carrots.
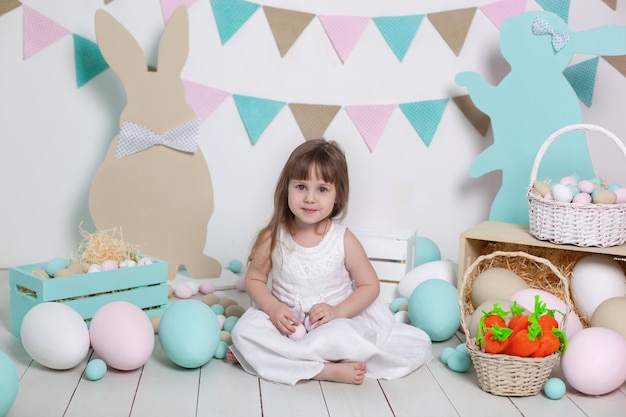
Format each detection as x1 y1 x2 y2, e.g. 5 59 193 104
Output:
459 251 572 396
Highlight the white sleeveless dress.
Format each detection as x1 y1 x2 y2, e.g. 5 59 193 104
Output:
229 221 433 385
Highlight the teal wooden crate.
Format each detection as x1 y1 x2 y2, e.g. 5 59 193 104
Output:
9 258 169 338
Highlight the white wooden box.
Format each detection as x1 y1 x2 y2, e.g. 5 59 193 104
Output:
352 229 416 302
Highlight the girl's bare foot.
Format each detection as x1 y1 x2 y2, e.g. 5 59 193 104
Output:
313 362 366 385
226 349 239 365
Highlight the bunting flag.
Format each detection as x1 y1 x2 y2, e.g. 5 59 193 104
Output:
563 57 599 107
344 105 396 151
73 34 109 88
603 55 626 77
399 99 449 147
263 6 315 57
452 95 491 136
161 0 198 22
183 80 230 121
602 0 617 10
427 8 477 57
288 103 341 140
232 95 286 144
318 15 371 63
23 5 71 59
536 0 570 23
480 0 527 30
210 0 260 44
0 0 20 16
372 15 424 62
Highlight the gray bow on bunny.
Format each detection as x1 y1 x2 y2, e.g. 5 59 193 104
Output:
532 16 572 52
115 118 200 158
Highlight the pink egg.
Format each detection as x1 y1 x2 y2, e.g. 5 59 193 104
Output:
509 288 583 339
559 176 578 186
101 259 119 271
137 257 153 266
214 290 227 299
288 323 307 341
174 283 193 299
572 193 592 204
216 314 226 329
543 191 553 200
614 188 626 204
577 180 595 194
235 277 246 292
89 301 155 371
199 281 216 294
561 327 626 396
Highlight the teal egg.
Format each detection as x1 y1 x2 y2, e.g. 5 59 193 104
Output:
228 259 243 273
544 377 566 400
408 279 460 342
45 257 69 277
389 297 409 313
214 341 229 359
0 351 18 417
85 359 107 381
159 300 221 369
440 346 456 364
211 304 225 316
455 343 467 354
223 316 239 333
414 237 441 267
446 351 471 373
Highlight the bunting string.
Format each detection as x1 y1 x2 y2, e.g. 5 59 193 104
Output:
13 0 622 151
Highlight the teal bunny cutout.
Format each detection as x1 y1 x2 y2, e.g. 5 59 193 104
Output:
456 11 626 224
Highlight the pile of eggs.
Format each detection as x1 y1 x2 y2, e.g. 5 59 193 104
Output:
532 175 626 204
31 256 153 279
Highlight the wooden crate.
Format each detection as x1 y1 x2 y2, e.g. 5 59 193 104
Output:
458 221 626 286
353 229 416 302
9 258 169 338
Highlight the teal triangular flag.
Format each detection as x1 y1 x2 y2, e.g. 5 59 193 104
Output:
399 98 449 147
373 15 424 62
563 57 599 107
73 34 108 88
536 0 570 23
233 95 285 144
210 0 260 44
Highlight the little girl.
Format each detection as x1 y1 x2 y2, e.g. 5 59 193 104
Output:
228 139 432 385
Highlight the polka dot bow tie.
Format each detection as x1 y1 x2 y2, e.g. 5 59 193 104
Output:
532 16 572 52
115 118 200 158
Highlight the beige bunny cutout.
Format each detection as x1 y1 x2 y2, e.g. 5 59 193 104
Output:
89 7 222 280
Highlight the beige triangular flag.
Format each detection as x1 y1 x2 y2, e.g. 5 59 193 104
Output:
289 103 341 140
0 0 21 16
603 55 626 77
428 7 477 56
602 0 617 10
452 95 490 136
263 6 315 57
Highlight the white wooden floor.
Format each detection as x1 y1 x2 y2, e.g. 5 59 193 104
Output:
1 269 626 417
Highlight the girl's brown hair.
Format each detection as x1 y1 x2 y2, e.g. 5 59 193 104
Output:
248 139 349 265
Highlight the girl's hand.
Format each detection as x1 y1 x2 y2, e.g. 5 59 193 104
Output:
268 303 299 336
308 303 337 327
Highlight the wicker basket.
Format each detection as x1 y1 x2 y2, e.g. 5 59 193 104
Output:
459 250 573 396
527 124 626 247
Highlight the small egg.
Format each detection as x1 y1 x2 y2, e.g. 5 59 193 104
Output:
199 281 216 294
552 183 573 203
592 189 617 204
101 259 118 271
87 264 101 273
543 191 553 200
223 316 239 333
150 315 161 333
229 259 243 273
66 262 85 274
218 298 239 309
174 283 193 299
389 297 409 313
572 193 592 204
85 359 107 381
211 304 225 316
119 259 137 268
235 278 246 292
214 341 229 359
54 268 76 278
137 257 153 266
31 268 50 279
559 176 578 186
446 351 472 373
217 314 226 329
288 324 307 341
455 343 468 354
614 188 626 204
225 305 246 318
220 330 233 345
214 291 227 299
566 184 579 196
440 346 456 364
543 377 566 400
577 180 595 194
202 294 221 306
533 180 551 197
608 183 622 191
183 280 199 295
393 310 411 324
45 257 69 277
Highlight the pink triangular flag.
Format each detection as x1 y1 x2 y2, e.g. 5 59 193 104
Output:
318 15 370 63
344 104 396 151
183 80 230 122
23 5 71 60
480 0 527 30
161 0 197 22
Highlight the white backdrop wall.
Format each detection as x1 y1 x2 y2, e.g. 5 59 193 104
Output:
1 0 626 272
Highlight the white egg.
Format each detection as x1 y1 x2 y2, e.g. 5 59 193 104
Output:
551 183 573 202
20 303 90 370
88 264 101 273
571 254 626 321
397 260 458 299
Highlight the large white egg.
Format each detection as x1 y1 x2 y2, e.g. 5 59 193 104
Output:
571 254 626 321
470 267 528 308
591 296 626 340
398 260 458 299
90 301 155 371
20 302 90 370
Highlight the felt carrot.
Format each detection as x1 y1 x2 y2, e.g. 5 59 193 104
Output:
505 315 542 357
531 330 560 357
537 313 559 333
475 303 509 346
483 324 513 354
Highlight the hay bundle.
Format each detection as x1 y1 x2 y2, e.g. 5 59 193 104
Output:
75 224 141 265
